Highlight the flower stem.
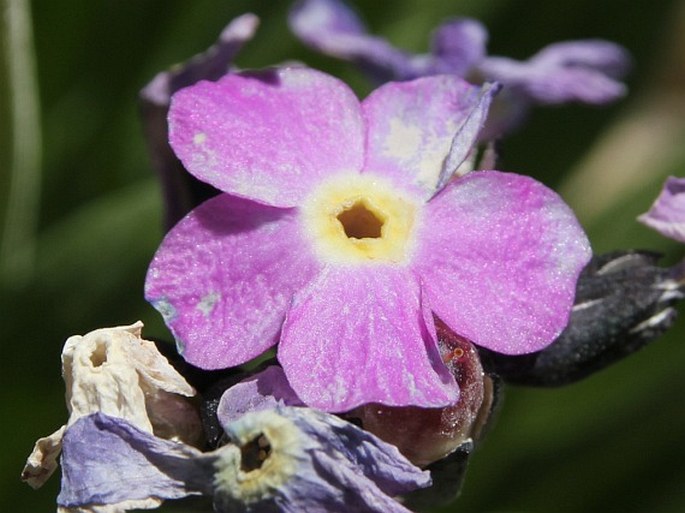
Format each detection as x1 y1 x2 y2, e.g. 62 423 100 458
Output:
1 0 42 286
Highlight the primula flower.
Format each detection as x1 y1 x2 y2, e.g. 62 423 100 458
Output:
289 0 630 135
57 409 429 513
21 323 201 496
638 176 685 243
145 66 591 412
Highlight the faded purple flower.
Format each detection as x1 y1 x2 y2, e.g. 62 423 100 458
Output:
145 66 591 412
638 176 685 243
58 409 429 513
289 0 630 135
140 13 259 227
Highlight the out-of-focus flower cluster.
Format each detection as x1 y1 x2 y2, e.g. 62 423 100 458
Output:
22 3 685 513
290 0 630 137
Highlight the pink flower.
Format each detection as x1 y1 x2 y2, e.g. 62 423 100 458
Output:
145 67 591 412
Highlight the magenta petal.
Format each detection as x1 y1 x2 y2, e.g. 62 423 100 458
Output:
415 171 591 355
362 76 493 200
145 194 321 369
638 176 685 243
279 265 458 412
168 67 364 207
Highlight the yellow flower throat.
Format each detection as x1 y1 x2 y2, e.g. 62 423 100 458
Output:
301 174 418 264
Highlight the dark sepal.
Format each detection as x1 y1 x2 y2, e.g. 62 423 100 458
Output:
481 250 684 386
403 440 473 511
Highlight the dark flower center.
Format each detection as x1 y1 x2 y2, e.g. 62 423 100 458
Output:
337 200 384 239
89 345 107 367
240 433 272 472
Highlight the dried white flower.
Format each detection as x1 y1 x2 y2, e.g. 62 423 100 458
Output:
22 322 202 497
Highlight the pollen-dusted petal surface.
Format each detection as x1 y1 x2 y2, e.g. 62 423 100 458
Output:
145 194 322 369
415 171 591 355
279 265 458 412
168 67 365 207
638 176 685 243
362 76 494 200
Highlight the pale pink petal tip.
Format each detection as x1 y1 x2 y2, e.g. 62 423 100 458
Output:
638 176 685 243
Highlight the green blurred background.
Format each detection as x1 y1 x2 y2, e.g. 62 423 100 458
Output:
2 0 684 511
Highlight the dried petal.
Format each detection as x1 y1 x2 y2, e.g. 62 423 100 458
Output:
22 323 202 490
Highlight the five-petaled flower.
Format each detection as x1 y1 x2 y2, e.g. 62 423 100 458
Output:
145 66 591 412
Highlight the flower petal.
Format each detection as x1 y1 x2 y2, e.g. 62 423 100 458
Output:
289 0 415 82
290 451 423 513
22 426 65 489
279 265 458 411
362 76 495 200
57 413 211 509
145 194 322 369
217 366 303 426
140 13 259 108
479 40 630 105
429 18 488 76
532 40 631 78
168 67 365 207
217 407 428 513
291 408 432 496
438 82 500 190
638 176 685 243
415 171 591 355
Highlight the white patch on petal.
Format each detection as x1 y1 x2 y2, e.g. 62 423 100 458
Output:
193 132 207 145
190 146 221 182
197 291 220 316
381 117 451 192
382 118 422 161
153 298 177 322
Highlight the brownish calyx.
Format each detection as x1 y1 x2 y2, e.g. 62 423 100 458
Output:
346 318 495 467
